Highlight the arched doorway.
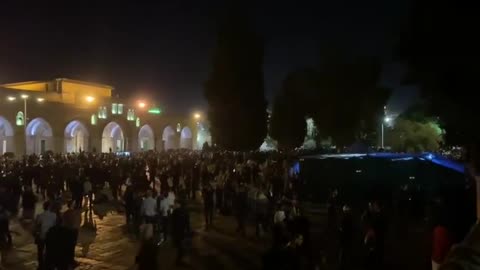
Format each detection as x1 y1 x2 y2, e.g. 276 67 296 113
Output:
64 120 89 153
26 118 53 155
102 122 124 153
162 125 177 150
138 124 154 151
180 127 193 149
0 116 14 154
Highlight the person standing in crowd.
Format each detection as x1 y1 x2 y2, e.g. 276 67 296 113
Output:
83 177 93 209
71 175 84 209
0 204 11 267
255 186 269 238
172 200 191 266
327 189 339 231
203 183 215 230
158 192 171 242
62 201 81 268
34 202 57 270
135 220 158 270
123 185 135 228
21 186 37 221
235 183 248 236
44 219 71 270
141 190 157 226
339 205 354 270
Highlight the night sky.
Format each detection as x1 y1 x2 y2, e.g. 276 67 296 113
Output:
0 1 417 114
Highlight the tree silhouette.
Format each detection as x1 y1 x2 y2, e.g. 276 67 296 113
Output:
270 70 312 150
204 9 267 150
311 51 391 147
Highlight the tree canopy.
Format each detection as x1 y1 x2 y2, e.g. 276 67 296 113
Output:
387 118 443 153
204 10 267 150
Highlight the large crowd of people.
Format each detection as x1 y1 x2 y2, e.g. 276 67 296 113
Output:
1 148 478 270
0 150 312 269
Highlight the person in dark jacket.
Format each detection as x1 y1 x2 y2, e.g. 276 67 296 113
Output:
135 221 158 270
45 221 71 270
0 204 11 266
203 183 215 230
21 186 37 221
172 200 191 266
339 205 354 270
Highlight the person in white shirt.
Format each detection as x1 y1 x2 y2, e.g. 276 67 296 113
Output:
141 190 157 224
34 202 57 270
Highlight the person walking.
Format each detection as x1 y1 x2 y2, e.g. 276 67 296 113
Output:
34 202 57 270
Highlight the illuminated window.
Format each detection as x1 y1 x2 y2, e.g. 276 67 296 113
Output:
112 103 118 114
91 114 97 125
136 117 141 127
98 106 108 119
16 111 24 126
118 104 124 114
127 109 135 121
177 123 181 132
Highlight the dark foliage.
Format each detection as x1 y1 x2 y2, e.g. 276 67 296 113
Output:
399 0 479 146
204 9 267 150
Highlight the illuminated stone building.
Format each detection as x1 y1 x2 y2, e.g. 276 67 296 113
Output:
0 78 210 156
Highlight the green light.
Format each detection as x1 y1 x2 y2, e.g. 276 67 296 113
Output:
148 108 162 114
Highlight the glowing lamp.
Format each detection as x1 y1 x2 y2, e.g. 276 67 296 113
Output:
85 96 95 103
138 102 146 109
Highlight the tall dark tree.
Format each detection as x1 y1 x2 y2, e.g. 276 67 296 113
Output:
204 9 267 150
399 0 479 146
269 70 313 150
311 51 391 147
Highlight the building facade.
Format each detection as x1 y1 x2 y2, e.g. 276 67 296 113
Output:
0 78 210 156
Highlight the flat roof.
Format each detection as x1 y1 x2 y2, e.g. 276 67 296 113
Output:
1 78 114 90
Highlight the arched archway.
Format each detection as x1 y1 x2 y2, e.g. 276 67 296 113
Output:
180 127 193 149
102 122 124 153
0 116 14 154
64 120 89 153
138 124 154 151
26 118 53 155
162 125 177 150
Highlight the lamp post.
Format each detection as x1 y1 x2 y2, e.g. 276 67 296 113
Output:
21 94 28 137
6 94 44 154
381 116 391 149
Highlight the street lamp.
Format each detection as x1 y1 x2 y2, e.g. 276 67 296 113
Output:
381 116 391 149
193 113 201 120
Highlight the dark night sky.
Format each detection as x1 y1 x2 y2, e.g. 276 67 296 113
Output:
0 1 418 114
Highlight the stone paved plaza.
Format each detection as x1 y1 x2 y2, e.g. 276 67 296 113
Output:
5 201 430 270
7 202 273 270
